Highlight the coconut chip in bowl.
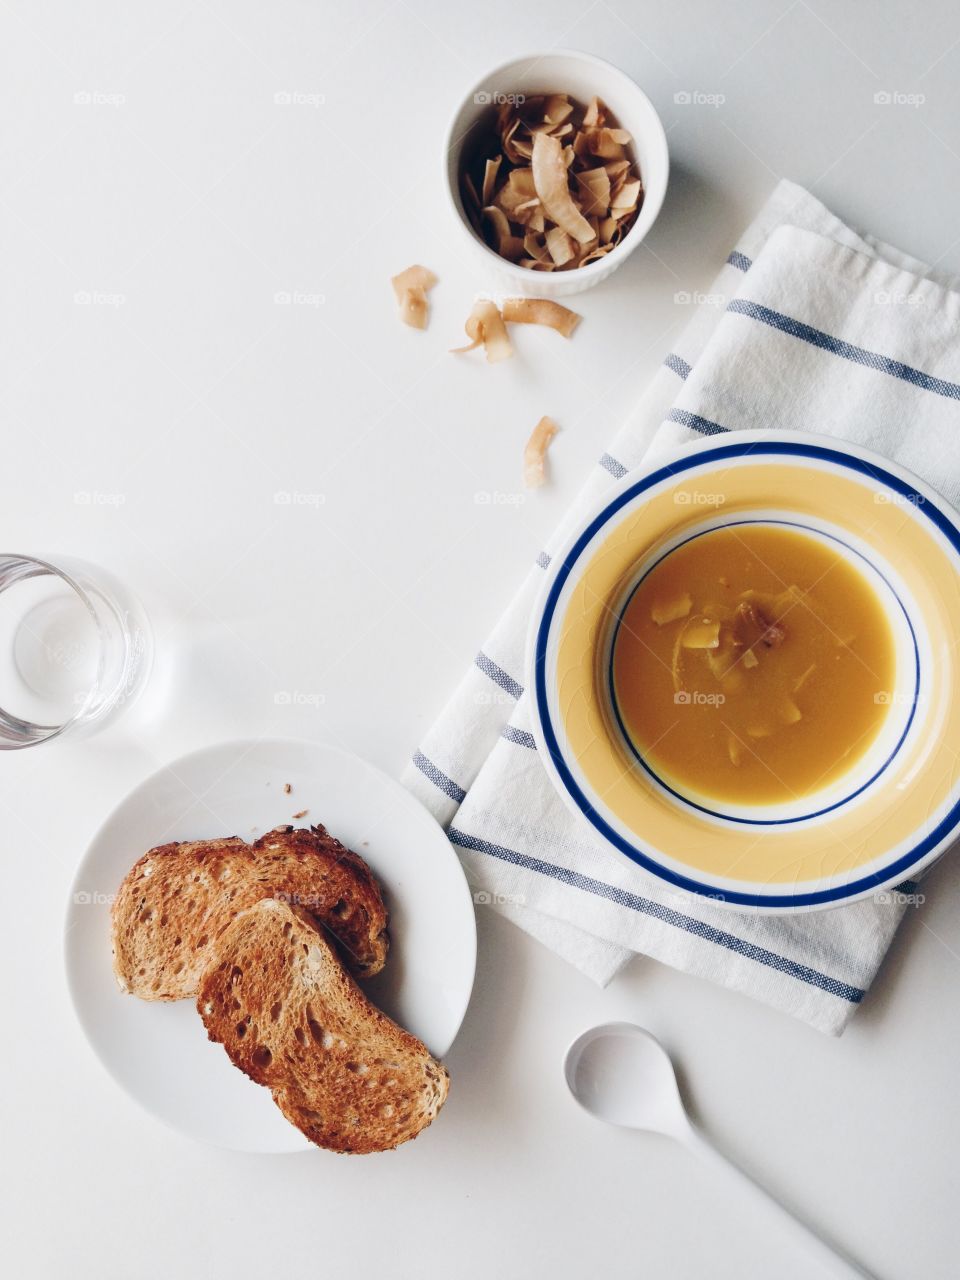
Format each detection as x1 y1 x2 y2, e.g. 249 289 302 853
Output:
460 95 643 272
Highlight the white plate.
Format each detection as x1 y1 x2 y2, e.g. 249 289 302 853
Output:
65 738 477 1153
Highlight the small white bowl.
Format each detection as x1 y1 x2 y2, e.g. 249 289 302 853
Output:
443 51 669 298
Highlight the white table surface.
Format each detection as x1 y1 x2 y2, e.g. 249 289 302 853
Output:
3 2 960 1277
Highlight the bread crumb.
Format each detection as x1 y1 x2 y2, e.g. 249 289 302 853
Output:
283 783 292 794
292 809 308 819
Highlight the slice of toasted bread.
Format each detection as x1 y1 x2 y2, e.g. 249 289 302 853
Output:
197 899 449 1153
111 825 388 1000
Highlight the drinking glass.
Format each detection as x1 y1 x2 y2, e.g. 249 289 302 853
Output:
0 553 153 748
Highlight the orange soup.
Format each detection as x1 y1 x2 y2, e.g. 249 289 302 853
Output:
610 524 897 806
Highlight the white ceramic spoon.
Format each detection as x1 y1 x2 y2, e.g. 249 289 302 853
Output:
564 1022 874 1279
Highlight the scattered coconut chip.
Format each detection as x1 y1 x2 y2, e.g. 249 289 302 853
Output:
500 297 582 338
391 264 438 330
727 733 742 767
451 299 513 363
391 264 437 303
524 415 559 489
742 648 760 670
398 286 429 329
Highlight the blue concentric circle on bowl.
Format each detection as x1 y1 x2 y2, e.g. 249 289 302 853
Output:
606 517 920 827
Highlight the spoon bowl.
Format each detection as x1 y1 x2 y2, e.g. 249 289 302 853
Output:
564 1021 690 1138
563 1023 872 1279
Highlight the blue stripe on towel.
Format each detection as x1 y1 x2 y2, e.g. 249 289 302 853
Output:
599 452 628 479
727 250 752 272
664 353 692 380
729 298 960 402
449 828 865 1003
412 751 466 803
475 651 523 699
501 725 537 750
666 407 729 436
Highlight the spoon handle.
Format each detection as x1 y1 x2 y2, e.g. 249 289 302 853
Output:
683 1123 875 1279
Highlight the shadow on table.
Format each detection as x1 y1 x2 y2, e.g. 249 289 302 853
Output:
441 905 532 1118
854 847 960 1029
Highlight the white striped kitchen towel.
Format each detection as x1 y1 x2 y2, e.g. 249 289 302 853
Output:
403 179 960 1035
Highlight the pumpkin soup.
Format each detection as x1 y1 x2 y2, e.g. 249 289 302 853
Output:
610 524 897 806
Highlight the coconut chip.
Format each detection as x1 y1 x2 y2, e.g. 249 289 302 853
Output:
651 593 692 626
460 92 644 272
451 299 513 363
611 179 642 211
391 264 438 330
532 131 595 244
545 225 576 266
574 166 611 217
482 207 523 261
523 416 559 488
681 618 721 650
451 296 582 362
501 297 582 338
482 156 502 204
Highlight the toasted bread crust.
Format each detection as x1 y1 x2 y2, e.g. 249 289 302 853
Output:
111 825 389 1000
198 900 448 1153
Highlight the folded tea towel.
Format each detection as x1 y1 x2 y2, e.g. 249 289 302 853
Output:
403 179 960 1035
